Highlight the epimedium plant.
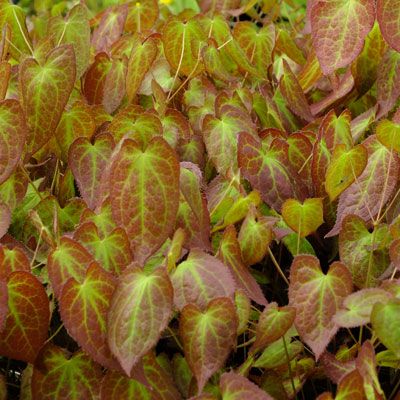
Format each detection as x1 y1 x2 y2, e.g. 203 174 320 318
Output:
0 0 399 398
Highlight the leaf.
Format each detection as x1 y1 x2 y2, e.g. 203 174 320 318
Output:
282 198 323 238
59 262 119 369
238 207 273 266
126 36 158 102
32 344 103 400
288 255 352 359
171 248 236 310
47 236 94 298
334 288 392 328
180 298 237 393
172 353 193 398
376 119 400 153
0 204 10 240
371 298 400 357
0 271 49 363
162 17 206 76
109 137 180 264
325 144 368 202
100 369 151 400
0 244 30 279
310 0 375 75
376 50 400 118
107 266 173 376
217 225 267 306
377 0 400 52
279 60 313 122
54 100 95 163
125 0 159 33
69 134 115 210
251 302 296 353
319 352 356 385
220 371 274 400
0 61 10 101
20 45 76 155
0 278 7 332
335 370 366 400
238 132 304 212
235 289 251 335
74 222 132 275
48 4 90 78
203 106 257 175
339 215 391 288
0 100 26 185
326 136 400 237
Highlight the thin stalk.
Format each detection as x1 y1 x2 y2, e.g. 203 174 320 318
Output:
268 246 289 285
283 335 296 398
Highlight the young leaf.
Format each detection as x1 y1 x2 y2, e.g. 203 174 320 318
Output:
0 271 49 363
180 298 237 393
371 299 400 357
220 371 273 400
310 0 375 75
69 134 115 210
59 262 119 370
282 198 323 238
289 255 352 359
217 225 267 306
339 215 391 288
325 144 368 202
251 302 296 354
0 99 26 185
376 119 400 153
109 137 180 264
377 0 400 52
171 248 236 310
48 4 90 78
107 267 173 376
20 45 76 154
47 236 94 298
32 344 103 400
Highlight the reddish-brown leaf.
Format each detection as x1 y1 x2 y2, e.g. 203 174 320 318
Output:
0 204 10 240
0 245 30 280
377 0 400 52
0 271 49 363
0 279 7 332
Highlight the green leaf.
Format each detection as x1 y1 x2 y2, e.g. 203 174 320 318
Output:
32 344 103 400
0 170 27 212
310 0 375 75
0 271 50 363
48 4 90 78
289 255 352 359
376 119 400 153
371 299 400 357
59 262 119 370
171 248 236 310
107 266 173 376
109 137 179 264
180 297 237 393
20 45 76 154
0 99 26 184
282 198 323 238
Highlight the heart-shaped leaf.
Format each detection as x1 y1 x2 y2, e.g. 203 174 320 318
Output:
289 255 352 359
377 0 400 52
59 262 119 369
180 297 237 393
171 248 236 310
107 267 173 376
0 99 26 185
32 344 103 400
125 0 159 33
109 137 180 264
20 45 76 154
0 271 50 363
310 0 375 75
282 198 323 238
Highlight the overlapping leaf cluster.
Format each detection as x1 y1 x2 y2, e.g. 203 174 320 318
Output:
0 0 399 398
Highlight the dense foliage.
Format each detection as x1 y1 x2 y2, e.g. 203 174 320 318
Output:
0 0 399 398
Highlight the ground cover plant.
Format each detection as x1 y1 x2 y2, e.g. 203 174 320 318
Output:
0 0 399 398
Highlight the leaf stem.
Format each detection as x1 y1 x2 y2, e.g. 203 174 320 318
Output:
282 335 296 397
267 246 289 285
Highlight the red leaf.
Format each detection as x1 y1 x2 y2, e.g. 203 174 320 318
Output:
0 99 26 184
0 204 10 240
335 370 366 400
220 371 274 400
320 352 356 385
0 271 49 363
32 344 103 400
180 298 237 393
107 267 173 376
171 248 236 310
289 255 352 359
20 45 76 154
0 245 30 279
59 262 119 370
377 0 400 52
109 137 180 264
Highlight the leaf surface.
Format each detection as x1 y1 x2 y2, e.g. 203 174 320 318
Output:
377 0 400 52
